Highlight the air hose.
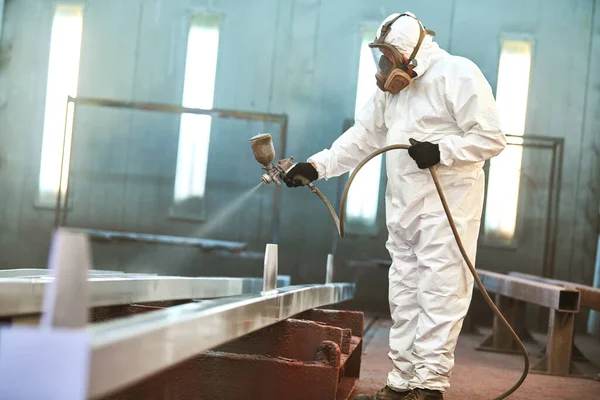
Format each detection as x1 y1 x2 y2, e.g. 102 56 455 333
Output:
321 144 529 400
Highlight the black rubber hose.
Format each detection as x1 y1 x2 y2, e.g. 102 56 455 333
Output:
339 144 529 400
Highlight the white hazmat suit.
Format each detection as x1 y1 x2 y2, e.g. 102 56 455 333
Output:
308 13 506 392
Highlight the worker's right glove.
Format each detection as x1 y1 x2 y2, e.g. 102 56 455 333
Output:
408 139 440 169
284 162 319 187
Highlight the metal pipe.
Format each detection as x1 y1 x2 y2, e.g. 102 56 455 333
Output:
588 235 600 337
68 96 286 124
272 115 289 244
54 100 72 227
61 102 78 227
41 229 91 329
262 244 278 294
0 276 294 318
554 140 564 277
543 143 559 278
325 254 334 284
69 228 247 252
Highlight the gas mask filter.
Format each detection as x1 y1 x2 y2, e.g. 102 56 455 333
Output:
369 14 435 94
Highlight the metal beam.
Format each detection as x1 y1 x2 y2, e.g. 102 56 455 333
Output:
70 228 247 252
0 269 132 278
476 270 583 376
509 272 600 311
476 270 580 312
69 96 287 124
0 276 290 317
87 283 355 399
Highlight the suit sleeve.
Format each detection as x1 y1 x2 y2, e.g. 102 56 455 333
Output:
438 62 506 167
308 90 388 180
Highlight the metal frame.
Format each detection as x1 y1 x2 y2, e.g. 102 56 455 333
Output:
0 275 291 318
475 269 580 376
477 270 579 312
88 282 355 398
114 309 364 400
54 96 289 245
69 227 248 252
0 230 355 399
508 272 600 311
481 134 564 279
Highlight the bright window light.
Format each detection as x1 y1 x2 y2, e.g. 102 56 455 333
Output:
345 28 383 226
174 14 221 202
484 39 532 242
38 4 83 204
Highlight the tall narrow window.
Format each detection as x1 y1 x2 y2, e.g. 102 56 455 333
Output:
345 27 383 228
37 4 83 205
173 14 221 205
484 39 532 243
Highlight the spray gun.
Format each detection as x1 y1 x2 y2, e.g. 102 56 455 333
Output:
250 133 341 233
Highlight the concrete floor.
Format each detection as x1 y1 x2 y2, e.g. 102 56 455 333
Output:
353 318 600 400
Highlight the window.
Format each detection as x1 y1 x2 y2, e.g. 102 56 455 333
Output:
173 14 221 207
37 4 83 205
345 27 383 229
484 39 533 243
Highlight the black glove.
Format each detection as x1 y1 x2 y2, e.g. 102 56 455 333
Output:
408 139 440 169
284 162 319 187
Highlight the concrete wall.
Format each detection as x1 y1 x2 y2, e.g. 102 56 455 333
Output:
0 0 598 307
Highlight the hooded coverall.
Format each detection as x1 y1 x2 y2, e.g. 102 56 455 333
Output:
307 13 506 392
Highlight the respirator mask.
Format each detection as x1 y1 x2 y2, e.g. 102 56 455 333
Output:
369 14 435 94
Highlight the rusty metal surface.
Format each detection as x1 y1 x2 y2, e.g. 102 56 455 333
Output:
88 283 355 399
216 318 348 361
106 309 363 400
109 351 341 400
476 269 580 312
297 308 365 337
509 272 600 311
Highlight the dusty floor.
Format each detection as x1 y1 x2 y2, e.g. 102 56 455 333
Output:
353 318 600 400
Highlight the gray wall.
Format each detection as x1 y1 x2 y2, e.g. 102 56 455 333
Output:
0 0 598 305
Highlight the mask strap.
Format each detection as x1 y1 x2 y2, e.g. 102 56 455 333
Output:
407 21 436 64
376 14 403 43
374 13 437 66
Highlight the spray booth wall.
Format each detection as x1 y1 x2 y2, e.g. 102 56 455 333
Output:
0 0 598 309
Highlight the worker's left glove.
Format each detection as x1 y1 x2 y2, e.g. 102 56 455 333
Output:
408 139 440 169
284 162 319 187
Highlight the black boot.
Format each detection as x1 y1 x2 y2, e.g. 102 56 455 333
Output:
402 388 444 400
354 386 410 400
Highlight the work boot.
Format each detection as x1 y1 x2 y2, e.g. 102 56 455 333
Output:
402 388 444 400
354 386 409 400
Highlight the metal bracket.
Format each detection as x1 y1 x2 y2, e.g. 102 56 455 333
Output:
262 244 278 294
325 254 334 284
41 228 92 329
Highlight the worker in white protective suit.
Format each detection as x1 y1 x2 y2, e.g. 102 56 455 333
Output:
284 12 506 400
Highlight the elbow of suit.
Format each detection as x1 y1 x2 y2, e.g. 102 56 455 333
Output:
489 131 508 158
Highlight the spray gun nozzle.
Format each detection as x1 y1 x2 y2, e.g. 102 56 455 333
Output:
261 174 275 185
